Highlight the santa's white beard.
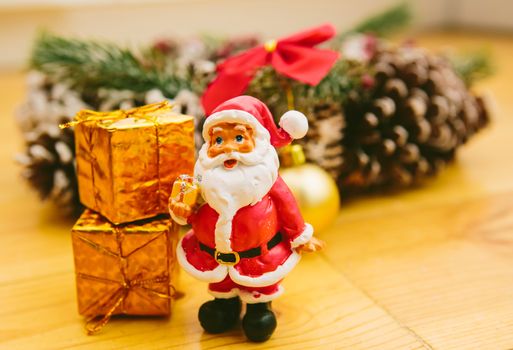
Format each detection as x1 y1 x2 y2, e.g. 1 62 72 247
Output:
195 141 279 252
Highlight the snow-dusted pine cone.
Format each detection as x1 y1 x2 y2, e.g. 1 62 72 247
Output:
304 46 489 192
17 123 80 212
15 72 87 212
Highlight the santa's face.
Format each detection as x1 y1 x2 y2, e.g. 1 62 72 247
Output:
195 120 279 240
207 122 255 169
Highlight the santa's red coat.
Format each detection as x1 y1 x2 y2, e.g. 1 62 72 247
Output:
177 176 313 287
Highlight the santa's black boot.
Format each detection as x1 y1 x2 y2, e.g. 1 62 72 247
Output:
242 302 277 342
198 297 241 333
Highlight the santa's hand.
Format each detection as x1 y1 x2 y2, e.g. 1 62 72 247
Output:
295 236 325 253
169 200 192 224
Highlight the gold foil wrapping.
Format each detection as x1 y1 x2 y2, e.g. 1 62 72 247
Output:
71 209 179 332
74 102 195 224
170 175 200 208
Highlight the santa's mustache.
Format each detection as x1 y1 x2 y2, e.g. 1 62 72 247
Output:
198 145 269 169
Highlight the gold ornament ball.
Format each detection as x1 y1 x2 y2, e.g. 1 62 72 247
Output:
280 163 340 233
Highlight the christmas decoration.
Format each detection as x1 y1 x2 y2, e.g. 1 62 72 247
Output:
342 3 410 38
170 96 322 342
30 32 190 103
280 144 340 233
16 121 80 213
299 100 346 179
63 101 194 224
301 44 490 191
71 209 179 335
247 35 491 192
201 24 339 114
15 4 491 214
15 71 89 212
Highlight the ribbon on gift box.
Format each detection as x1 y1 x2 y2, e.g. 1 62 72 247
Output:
201 23 340 114
77 125 103 210
59 101 174 129
75 222 178 335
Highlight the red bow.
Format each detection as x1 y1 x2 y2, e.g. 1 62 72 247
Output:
201 24 340 114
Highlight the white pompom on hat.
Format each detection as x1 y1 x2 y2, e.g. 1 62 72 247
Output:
202 95 308 148
279 110 309 139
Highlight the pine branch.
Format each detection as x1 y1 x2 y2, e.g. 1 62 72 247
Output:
352 3 411 36
449 50 493 86
30 32 189 98
247 60 362 118
332 2 411 49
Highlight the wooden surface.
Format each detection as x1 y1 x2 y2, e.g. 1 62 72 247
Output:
1 31 513 349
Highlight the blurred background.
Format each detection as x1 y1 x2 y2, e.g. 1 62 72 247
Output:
2 1 513 349
1 0 512 70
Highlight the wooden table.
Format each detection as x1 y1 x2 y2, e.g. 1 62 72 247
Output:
1 31 512 349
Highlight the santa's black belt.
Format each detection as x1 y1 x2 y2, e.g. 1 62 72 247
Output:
199 232 283 266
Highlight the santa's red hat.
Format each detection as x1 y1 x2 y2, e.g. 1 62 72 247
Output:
202 95 308 148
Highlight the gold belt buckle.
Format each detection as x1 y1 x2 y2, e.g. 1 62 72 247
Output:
214 250 240 266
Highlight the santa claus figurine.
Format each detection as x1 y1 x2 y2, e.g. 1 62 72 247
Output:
170 95 321 342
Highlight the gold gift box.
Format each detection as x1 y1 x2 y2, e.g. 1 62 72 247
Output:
72 101 195 224
71 209 179 334
170 175 200 208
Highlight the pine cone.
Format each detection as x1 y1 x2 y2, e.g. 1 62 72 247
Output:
304 46 489 192
300 100 345 179
16 72 85 213
17 122 81 213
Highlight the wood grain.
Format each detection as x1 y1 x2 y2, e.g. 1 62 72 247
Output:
1 30 512 349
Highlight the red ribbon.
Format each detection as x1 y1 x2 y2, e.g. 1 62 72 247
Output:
201 24 340 114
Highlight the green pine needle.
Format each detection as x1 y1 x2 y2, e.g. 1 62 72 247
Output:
332 2 411 48
30 32 188 98
450 50 493 86
353 3 411 36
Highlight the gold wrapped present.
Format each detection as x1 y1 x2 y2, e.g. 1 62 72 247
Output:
66 101 195 224
170 174 200 208
71 209 179 334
